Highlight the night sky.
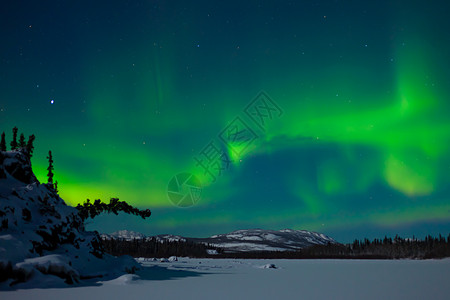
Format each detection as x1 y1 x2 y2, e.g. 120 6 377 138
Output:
1 1 450 242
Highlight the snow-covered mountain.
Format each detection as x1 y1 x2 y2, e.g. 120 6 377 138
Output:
102 228 336 253
101 230 146 241
154 234 187 243
0 149 137 288
102 230 186 242
192 229 337 252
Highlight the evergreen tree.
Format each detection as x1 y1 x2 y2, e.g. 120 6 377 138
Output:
19 133 26 148
76 198 151 221
47 150 54 185
26 134 35 158
54 180 58 193
10 127 18 150
0 132 6 151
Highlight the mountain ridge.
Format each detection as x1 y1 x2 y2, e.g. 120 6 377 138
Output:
102 228 337 252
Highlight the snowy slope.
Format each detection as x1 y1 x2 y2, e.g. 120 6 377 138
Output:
0 149 138 288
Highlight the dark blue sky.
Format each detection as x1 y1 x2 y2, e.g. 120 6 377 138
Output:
1 1 450 242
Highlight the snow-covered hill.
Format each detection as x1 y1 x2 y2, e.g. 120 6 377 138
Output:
102 228 336 253
0 149 137 288
102 230 186 242
101 230 146 241
192 229 336 252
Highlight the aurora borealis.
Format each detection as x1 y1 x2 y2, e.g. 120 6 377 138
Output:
1 1 449 242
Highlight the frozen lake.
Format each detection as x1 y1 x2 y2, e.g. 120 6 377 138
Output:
1 258 449 300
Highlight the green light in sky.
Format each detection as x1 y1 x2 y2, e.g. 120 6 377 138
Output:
4 0 450 241
384 154 434 197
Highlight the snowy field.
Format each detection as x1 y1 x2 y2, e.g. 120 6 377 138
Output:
1 258 449 300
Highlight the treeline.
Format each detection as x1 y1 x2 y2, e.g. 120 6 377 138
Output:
343 234 450 259
213 234 450 259
1 127 35 157
101 237 213 258
101 234 450 259
2 127 59 191
76 198 151 221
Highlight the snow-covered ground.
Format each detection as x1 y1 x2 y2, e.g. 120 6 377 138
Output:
1 258 449 300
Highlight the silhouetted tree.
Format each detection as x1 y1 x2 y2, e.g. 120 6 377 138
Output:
0 132 5 151
19 133 26 148
76 198 151 221
26 134 35 158
47 150 54 185
54 180 58 193
10 127 18 150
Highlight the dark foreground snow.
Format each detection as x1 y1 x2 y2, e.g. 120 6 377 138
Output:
1 258 449 300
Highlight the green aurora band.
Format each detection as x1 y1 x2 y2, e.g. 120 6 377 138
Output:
1 1 449 241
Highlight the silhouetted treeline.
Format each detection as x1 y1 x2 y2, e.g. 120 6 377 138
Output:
341 234 450 259
76 198 151 221
213 234 450 259
1 127 35 158
101 237 213 258
102 234 450 259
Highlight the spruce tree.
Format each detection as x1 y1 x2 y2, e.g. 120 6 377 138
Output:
0 132 6 151
19 133 26 148
10 127 18 150
47 150 54 185
26 134 35 158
